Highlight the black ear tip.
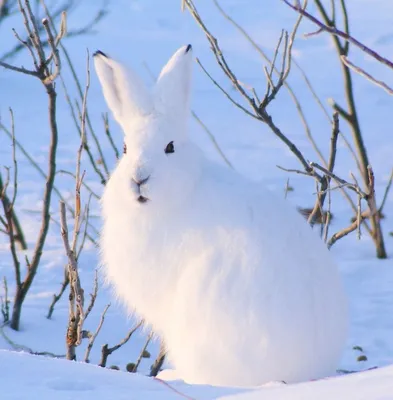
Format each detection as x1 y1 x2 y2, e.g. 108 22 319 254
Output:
93 50 108 58
185 44 192 53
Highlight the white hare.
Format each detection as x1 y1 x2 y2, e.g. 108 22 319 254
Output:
94 45 348 387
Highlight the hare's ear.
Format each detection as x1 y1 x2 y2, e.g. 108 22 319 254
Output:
93 51 153 131
154 45 193 128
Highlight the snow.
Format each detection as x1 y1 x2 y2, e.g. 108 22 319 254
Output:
3 350 393 400
1 0 393 398
0 350 245 400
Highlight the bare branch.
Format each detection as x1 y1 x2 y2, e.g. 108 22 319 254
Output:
22 0 46 65
0 323 65 358
185 0 319 177
258 0 308 110
102 113 120 160
277 165 312 177
8 109 18 208
282 0 393 70
307 112 339 226
191 111 234 169
1 277 10 324
57 170 99 200
42 2 109 182
60 201 85 359
83 269 98 322
132 332 153 373
46 265 69 319
150 340 167 377
196 58 259 120
0 173 21 290
71 50 90 253
310 162 368 199
379 168 393 214
0 59 37 76
341 55 393 96
99 321 143 368
327 216 365 249
42 16 62 83
84 303 110 363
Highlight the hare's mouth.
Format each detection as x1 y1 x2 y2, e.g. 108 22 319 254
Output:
132 176 150 204
137 195 149 203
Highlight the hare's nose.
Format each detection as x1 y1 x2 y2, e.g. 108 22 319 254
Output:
132 175 150 187
131 175 150 204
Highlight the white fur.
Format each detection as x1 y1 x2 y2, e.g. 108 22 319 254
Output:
94 45 348 387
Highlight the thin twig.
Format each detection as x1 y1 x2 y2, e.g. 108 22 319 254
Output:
196 58 259 120
277 165 312 177
379 168 393 214
0 323 65 358
60 201 85 359
283 0 393 70
1 277 10 324
0 59 37 76
42 2 109 182
57 170 99 200
77 193 94 259
341 56 393 96
327 216 365 249
46 265 69 319
102 113 120 160
150 340 167 377
71 49 90 253
83 269 98 322
84 303 110 363
132 332 153 373
310 162 368 199
99 321 143 368
308 112 339 226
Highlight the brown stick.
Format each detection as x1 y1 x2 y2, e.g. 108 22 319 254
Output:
99 321 143 368
6 0 66 330
150 341 167 377
84 304 110 363
60 201 84 360
307 112 339 227
327 217 365 249
132 332 153 373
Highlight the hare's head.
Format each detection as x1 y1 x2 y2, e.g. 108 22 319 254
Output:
94 45 202 207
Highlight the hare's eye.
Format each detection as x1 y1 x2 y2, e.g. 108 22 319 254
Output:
164 141 175 154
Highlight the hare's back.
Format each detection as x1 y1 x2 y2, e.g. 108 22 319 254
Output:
167 175 347 384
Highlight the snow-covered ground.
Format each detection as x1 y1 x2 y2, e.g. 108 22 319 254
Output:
1 0 393 398
3 350 393 400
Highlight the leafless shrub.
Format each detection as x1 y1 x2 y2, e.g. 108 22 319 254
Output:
0 0 110 331
0 0 67 331
184 0 391 256
0 0 108 62
282 0 391 258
